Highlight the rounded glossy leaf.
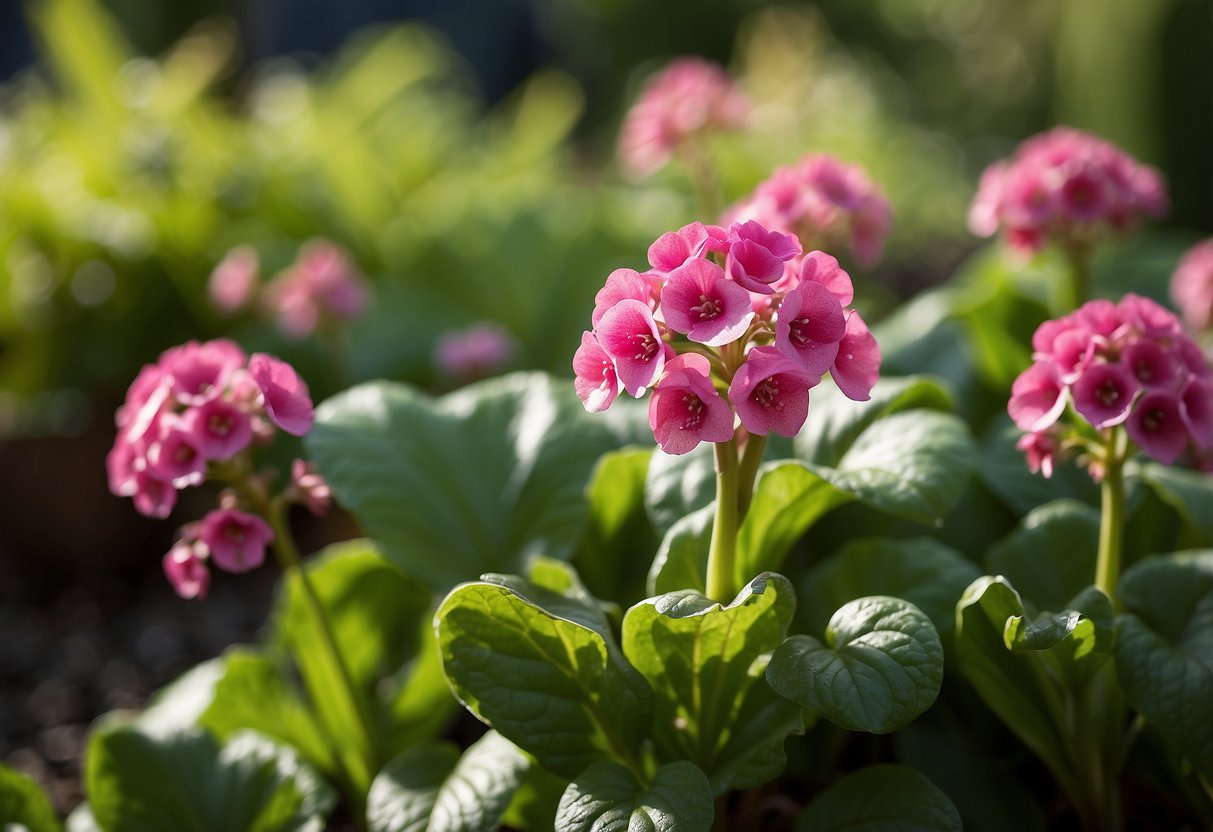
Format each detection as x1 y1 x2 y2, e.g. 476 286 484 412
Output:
555 760 713 832
797 764 961 832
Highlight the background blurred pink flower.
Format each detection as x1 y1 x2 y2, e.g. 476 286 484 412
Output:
264 239 370 338
435 323 517 382
207 245 260 314
1170 238 1213 332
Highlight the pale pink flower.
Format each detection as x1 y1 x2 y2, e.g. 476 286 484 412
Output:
595 299 669 396
290 459 332 517
131 470 177 519
1017 429 1060 478
264 239 369 338
435 323 516 380
163 540 210 600
660 259 753 346
617 57 749 178
161 340 247 407
728 347 814 437
1171 239 1213 332
208 245 259 314
573 332 620 413
648 353 734 454
1008 363 1068 432
198 508 273 574
249 353 315 436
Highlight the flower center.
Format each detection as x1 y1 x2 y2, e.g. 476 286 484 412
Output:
682 393 704 429
1135 360 1152 382
691 294 721 321
790 318 812 347
209 413 232 437
174 444 196 464
1096 381 1121 407
753 377 784 411
225 525 246 544
631 333 660 362
1142 409 1164 432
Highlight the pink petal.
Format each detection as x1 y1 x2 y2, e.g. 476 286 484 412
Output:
573 331 619 412
830 311 881 402
249 353 315 436
596 299 666 396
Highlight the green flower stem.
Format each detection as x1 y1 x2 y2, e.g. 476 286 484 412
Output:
679 141 724 220
736 432 769 519
1095 428 1128 601
705 439 740 603
1065 243 1093 312
265 498 379 771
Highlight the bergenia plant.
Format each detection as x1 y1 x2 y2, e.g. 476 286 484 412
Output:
968 127 1168 308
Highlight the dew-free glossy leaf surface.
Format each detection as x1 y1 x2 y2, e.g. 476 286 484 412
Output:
622 574 802 793
767 596 943 734
555 760 713 832
985 500 1099 613
307 373 625 591
0 762 62 832
646 503 713 596
797 764 961 832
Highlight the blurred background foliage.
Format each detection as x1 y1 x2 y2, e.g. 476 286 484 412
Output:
0 0 1208 439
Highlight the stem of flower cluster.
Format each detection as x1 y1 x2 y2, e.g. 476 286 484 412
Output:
265 499 379 766
736 433 769 518
705 439 740 603
1066 243 1093 312
680 141 724 220
1095 428 1127 601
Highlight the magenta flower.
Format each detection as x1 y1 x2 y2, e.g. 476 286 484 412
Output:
291 459 332 516
648 354 735 455
593 268 653 328
661 259 753 346
725 221 802 294
1121 340 1178 390
617 57 749 178
1072 363 1137 429
1181 379 1213 448
146 419 207 489
435 323 517 380
646 223 725 279
573 332 620 413
595 299 669 396
249 353 315 436
831 311 881 402
729 347 814 437
1008 363 1068 432
199 508 274 574
798 251 854 306
161 340 247 407
1017 429 1061 478
1170 238 1213 332
775 282 845 378
183 398 254 460
1126 391 1188 465
208 245 259 315
132 470 177 519
163 540 210 600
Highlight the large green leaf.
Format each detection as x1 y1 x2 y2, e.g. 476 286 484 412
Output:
644 444 717 537
555 761 713 832
1115 551 1213 778
985 500 1099 613
798 537 981 645
1139 464 1213 546
435 573 652 778
306 373 626 591
796 764 961 832
978 420 1098 516
366 731 529 832
737 410 974 583
622 574 802 794
0 763 62 832
85 726 335 832
646 503 713 596
953 576 1114 806
573 447 659 605
767 597 943 734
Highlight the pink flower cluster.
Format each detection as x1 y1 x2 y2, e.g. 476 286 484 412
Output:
208 239 370 339
1170 238 1213 333
969 127 1168 255
618 57 749 178
574 220 880 454
1010 295 1213 473
435 323 517 381
106 339 325 598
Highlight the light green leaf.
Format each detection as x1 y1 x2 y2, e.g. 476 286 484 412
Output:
555 761 713 832
435 575 652 779
1115 551 1213 778
1139 464 1213 545
798 537 981 645
574 447 658 605
85 726 335 832
646 503 713 596
366 732 529 832
307 373 626 591
644 444 717 537
1005 585 1114 672
985 500 1099 613
622 574 802 794
0 763 62 832
767 597 943 734
797 764 961 832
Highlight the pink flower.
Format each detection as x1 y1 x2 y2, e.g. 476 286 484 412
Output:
593 269 653 328
146 418 207 489
249 353 315 436
161 340 247 407
183 398 253 460
163 540 210 600
1008 363 1068 432
1181 378 1213 448
595 299 669 396
1017 429 1061 478
1126 391 1188 465
646 223 726 279
831 311 881 402
648 354 735 454
1118 293 1182 339
131 470 177 519
1072 362 1137 429
775 282 845 378
660 259 753 346
573 332 620 412
198 508 274 574
290 459 332 516
1121 339 1178 390
617 57 749 178
728 347 814 437
264 239 369 338
798 251 854 306
435 323 516 380
725 221 802 294
968 163 1007 237
208 245 259 314
1171 238 1213 332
